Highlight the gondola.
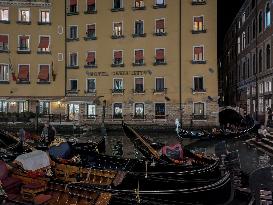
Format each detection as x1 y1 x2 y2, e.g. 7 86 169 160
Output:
175 119 256 140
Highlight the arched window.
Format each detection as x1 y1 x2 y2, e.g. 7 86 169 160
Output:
252 19 256 39
265 3 271 28
266 44 271 69
259 11 263 33
259 49 263 72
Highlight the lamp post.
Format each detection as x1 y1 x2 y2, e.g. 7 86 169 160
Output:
35 100 39 134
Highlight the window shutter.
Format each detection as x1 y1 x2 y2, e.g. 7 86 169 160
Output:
156 49 164 60
87 24 95 30
135 50 143 60
87 0 95 5
156 19 164 29
38 65 49 81
86 52 95 63
38 37 49 48
135 78 143 84
18 65 29 80
114 51 122 59
70 0 77 6
0 35 8 43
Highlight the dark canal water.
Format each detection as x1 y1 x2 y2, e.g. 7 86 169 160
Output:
104 131 272 174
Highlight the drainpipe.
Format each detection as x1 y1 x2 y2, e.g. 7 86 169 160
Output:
179 0 182 126
64 0 67 97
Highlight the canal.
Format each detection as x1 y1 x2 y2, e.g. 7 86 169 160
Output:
104 131 272 174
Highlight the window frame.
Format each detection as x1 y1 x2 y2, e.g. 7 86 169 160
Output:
86 78 96 93
18 64 30 82
38 64 50 82
18 8 31 23
0 64 9 82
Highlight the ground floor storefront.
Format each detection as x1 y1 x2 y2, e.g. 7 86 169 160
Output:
0 97 219 127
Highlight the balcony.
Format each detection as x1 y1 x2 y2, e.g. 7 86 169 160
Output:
192 28 207 34
153 4 167 9
111 63 124 68
111 35 125 39
153 32 167 36
0 48 9 53
153 60 167 66
0 20 10 24
16 20 31 25
84 89 96 95
192 88 206 93
192 115 207 120
0 81 9 84
133 89 145 94
66 11 79 16
191 60 207 64
192 0 207 5
37 50 51 55
66 89 79 95
66 37 79 42
37 81 50 84
132 62 145 67
132 33 146 38
153 88 167 94
37 21 51 25
84 9 97 14
84 35 97 41
111 89 125 95
17 47 31 54
66 65 79 69
111 7 124 12
132 6 146 10
84 64 97 69
16 80 30 84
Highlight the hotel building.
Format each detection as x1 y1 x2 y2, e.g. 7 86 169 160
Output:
0 0 218 127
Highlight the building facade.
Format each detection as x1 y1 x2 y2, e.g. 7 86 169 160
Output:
0 0 218 127
222 0 273 122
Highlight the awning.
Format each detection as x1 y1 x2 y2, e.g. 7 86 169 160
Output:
87 0 95 6
87 24 95 30
135 50 143 60
38 65 49 81
0 35 8 43
156 49 164 60
114 51 122 59
86 52 95 63
61 96 97 104
18 65 29 80
156 19 164 29
194 47 203 54
194 16 203 22
38 37 49 49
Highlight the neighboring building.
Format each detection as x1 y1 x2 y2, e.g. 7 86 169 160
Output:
0 0 66 115
222 0 273 122
0 0 218 127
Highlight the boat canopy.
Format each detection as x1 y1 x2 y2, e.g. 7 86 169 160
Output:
14 150 50 171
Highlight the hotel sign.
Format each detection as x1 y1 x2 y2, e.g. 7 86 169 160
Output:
86 70 152 77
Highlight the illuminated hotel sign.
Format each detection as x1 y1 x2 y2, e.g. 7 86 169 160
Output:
86 70 152 77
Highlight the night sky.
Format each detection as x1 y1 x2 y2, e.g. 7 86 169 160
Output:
218 0 245 56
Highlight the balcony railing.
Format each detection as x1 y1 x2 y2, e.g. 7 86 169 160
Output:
154 60 167 66
111 62 124 67
191 60 207 64
16 20 31 25
66 89 79 94
192 115 207 120
67 11 79 16
66 37 79 42
153 88 167 94
192 0 207 5
132 6 146 10
84 64 97 68
84 34 97 41
133 89 145 94
153 4 167 9
132 61 145 66
66 65 79 69
37 21 51 25
0 20 10 24
111 34 125 39
16 79 30 84
153 31 167 36
0 47 9 53
112 89 125 94
17 47 31 54
192 88 206 93
111 7 124 12
84 8 97 14
84 89 96 95
132 33 146 38
192 27 207 34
